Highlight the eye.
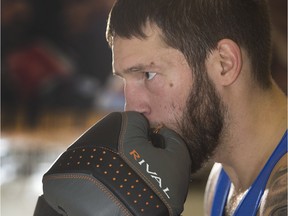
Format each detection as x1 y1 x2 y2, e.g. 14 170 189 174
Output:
144 72 157 80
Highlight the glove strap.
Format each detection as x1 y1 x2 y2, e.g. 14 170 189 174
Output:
33 195 62 216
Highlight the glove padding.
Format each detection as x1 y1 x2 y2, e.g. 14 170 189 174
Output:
34 111 191 216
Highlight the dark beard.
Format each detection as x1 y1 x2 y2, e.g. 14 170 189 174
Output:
179 69 226 173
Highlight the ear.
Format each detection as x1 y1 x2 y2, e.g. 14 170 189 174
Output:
209 39 242 87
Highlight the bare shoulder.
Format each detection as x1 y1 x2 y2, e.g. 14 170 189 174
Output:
258 153 287 216
204 163 222 216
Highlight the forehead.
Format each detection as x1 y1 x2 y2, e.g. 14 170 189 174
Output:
112 24 187 72
113 24 165 57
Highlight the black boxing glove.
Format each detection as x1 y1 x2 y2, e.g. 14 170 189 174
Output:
33 111 191 216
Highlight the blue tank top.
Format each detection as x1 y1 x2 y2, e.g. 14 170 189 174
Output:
211 131 287 216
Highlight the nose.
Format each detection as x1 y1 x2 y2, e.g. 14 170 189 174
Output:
124 81 151 114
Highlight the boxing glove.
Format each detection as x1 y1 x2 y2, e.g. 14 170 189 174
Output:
33 111 191 216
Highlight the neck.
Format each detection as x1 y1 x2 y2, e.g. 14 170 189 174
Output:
214 83 287 190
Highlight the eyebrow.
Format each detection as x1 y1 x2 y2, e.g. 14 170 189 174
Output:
114 62 157 77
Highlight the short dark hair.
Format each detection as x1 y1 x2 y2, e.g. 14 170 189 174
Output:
107 0 272 88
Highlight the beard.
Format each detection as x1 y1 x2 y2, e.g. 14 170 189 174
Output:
179 68 227 173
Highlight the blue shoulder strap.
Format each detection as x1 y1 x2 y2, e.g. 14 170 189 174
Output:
211 131 287 216
210 169 230 216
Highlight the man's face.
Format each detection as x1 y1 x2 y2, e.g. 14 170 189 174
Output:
112 24 225 172
112 25 193 134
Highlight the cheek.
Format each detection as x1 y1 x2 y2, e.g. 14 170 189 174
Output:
149 84 187 122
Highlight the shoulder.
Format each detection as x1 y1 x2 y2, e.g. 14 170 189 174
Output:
204 163 222 216
258 153 287 216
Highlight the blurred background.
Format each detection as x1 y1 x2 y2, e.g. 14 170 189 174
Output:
1 0 286 215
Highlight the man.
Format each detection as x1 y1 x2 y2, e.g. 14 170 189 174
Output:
106 0 287 215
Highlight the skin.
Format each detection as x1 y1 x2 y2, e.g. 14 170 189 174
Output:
204 38 287 216
112 23 288 215
112 24 193 133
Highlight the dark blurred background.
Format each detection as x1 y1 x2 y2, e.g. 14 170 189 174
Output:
2 0 122 130
1 0 286 215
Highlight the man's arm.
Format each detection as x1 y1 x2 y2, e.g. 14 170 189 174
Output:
203 163 222 216
259 154 287 216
